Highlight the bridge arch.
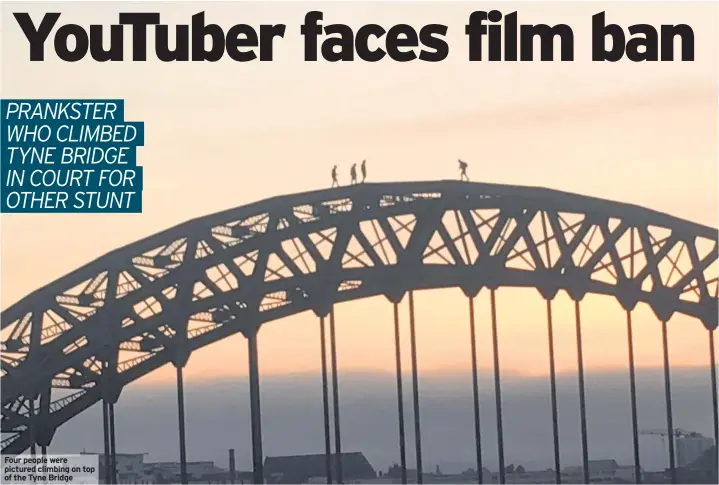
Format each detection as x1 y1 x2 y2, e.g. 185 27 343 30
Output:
2 180 717 454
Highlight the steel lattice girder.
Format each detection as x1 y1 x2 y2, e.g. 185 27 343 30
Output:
1 181 717 453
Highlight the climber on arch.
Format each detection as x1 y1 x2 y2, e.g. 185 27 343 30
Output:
361 160 367 183
458 159 469 181
331 165 340 187
350 163 358 185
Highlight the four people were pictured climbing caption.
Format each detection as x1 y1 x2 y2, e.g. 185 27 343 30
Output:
330 159 470 187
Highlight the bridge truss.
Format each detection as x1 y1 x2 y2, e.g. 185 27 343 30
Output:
1 181 717 484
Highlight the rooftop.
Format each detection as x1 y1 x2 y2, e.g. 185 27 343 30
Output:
264 452 376 483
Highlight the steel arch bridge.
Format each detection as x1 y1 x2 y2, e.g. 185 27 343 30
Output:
1 181 718 483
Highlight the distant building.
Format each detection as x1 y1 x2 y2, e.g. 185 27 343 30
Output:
676 435 714 467
79 452 243 483
677 445 718 484
613 465 642 483
457 467 493 484
264 452 376 483
503 468 555 484
145 461 228 483
563 459 630 483
80 452 147 483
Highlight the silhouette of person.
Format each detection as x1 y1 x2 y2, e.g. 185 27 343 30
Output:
458 159 469 181
331 165 339 187
350 163 358 185
361 160 367 183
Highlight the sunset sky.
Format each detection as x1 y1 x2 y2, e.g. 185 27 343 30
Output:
1 1 717 387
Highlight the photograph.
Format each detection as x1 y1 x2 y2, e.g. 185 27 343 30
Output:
1 2 717 484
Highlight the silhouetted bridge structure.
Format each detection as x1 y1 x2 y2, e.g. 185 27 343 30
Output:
1 181 717 485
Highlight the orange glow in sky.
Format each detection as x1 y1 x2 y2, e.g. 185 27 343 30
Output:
1 1 717 385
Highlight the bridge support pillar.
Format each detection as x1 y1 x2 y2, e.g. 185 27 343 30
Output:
408 291 423 484
28 396 37 457
319 316 333 484
626 309 642 484
36 388 55 449
109 402 117 485
538 209 560 485
661 320 677 484
102 400 111 485
99 349 120 485
623 228 642 485
574 300 589 485
709 330 718 461
247 328 264 485
329 307 343 484
467 295 483 484
176 365 189 485
544 299 561 485
173 335 191 485
392 301 407 485
489 290 505 485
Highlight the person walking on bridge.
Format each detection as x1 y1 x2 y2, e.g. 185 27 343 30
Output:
350 163 358 185
458 159 469 181
331 165 340 187
361 160 367 183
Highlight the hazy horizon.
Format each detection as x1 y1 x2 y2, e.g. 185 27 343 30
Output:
45 366 716 475
2 2 717 471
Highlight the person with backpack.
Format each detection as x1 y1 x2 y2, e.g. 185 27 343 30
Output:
458 159 469 181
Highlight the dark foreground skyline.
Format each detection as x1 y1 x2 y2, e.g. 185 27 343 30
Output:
47 367 714 474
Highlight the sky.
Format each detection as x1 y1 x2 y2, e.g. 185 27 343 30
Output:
1 1 718 457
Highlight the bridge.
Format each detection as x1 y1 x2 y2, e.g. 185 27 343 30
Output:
1 181 717 484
